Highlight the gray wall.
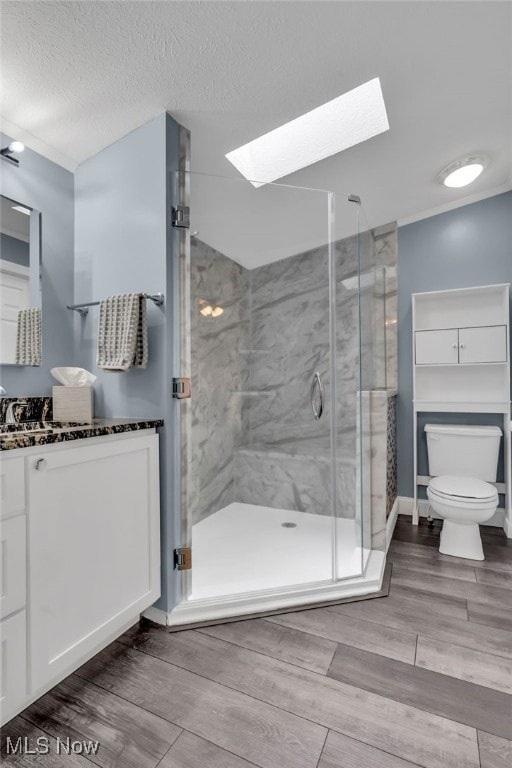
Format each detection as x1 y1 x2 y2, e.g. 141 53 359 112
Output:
74 114 169 418
397 190 512 499
74 112 181 613
0 233 30 267
0 132 75 393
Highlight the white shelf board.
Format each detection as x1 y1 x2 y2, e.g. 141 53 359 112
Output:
415 362 509 368
414 400 511 414
414 324 508 333
412 283 510 300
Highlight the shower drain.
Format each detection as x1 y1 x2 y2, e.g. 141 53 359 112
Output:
281 522 297 528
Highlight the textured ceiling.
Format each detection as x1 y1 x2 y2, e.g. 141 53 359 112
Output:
1 1 511 266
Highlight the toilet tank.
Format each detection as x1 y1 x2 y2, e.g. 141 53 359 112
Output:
425 424 502 482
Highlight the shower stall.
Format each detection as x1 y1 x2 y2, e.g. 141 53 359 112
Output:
164 160 393 627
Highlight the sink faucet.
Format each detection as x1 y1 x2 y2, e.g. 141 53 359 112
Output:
5 401 29 424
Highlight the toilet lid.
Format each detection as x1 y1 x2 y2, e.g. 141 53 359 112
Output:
429 475 497 502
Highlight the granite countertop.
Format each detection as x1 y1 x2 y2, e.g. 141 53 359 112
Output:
0 418 164 452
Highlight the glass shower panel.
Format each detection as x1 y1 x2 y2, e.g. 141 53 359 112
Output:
331 195 369 579
178 172 344 601
175 172 365 603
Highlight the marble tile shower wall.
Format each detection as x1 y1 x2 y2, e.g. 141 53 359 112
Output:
247 244 331 449
374 223 398 390
190 225 397 524
235 238 361 518
190 238 249 524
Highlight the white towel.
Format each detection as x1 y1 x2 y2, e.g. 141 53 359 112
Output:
96 293 148 371
15 308 42 366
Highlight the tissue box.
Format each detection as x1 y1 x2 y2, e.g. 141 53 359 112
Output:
53 386 93 423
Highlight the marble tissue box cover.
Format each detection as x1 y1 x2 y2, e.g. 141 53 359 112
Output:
52 386 94 423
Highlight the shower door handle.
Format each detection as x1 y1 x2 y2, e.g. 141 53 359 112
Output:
311 372 324 421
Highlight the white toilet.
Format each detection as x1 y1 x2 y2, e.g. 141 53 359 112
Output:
425 424 502 560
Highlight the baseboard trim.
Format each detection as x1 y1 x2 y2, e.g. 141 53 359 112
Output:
386 498 399 552
397 496 506 530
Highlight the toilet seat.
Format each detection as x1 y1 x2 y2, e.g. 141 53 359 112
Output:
429 475 498 504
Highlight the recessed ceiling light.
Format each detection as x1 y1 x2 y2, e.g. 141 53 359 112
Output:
226 77 389 187
12 204 31 215
437 156 488 188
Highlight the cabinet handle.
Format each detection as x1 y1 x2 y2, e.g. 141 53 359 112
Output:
34 458 47 471
452 343 458 348
459 343 465 349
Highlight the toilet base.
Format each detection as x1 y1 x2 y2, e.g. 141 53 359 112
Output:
439 520 484 560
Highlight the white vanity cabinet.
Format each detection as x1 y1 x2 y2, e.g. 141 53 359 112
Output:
0 430 160 726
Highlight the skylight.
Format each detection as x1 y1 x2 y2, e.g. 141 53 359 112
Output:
226 78 389 186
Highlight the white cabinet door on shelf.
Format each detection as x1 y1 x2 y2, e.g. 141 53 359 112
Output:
28 434 160 695
415 329 459 365
459 325 508 364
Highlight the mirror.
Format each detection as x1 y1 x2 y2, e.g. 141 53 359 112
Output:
0 194 42 365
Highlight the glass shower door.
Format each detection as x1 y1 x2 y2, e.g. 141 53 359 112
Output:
174 171 364 604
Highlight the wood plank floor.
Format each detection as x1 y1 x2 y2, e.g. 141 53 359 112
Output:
2 515 512 768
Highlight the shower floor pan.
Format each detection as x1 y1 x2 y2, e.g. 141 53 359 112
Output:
159 503 385 628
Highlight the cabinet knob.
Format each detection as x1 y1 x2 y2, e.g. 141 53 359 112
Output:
459 343 466 349
34 458 47 471
452 343 458 348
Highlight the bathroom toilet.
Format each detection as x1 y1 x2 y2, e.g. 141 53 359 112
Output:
425 424 502 560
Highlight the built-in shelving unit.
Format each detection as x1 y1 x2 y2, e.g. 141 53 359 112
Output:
412 284 511 536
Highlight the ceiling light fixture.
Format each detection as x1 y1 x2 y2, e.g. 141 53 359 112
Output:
226 77 389 187
437 156 488 188
1 141 25 166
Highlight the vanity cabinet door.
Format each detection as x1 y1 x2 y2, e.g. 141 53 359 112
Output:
0 610 27 725
28 434 160 695
0 515 26 619
0 456 25 520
